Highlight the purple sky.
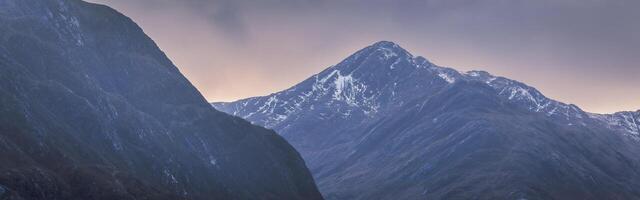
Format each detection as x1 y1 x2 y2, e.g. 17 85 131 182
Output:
86 0 639 113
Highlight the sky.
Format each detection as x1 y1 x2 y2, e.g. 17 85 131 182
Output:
86 0 639 114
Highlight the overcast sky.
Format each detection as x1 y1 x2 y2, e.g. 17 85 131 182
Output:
86 0 639 113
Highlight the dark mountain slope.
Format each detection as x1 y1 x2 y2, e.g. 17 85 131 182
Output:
0 0 322 199
214 41 640 200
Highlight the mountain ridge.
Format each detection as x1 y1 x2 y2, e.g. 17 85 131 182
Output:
0 0 323 199
213 41 640 199
213 41 638 138
212 41 638 138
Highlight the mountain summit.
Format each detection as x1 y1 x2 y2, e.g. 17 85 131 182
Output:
213 41 640 200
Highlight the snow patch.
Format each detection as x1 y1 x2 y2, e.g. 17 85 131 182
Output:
464 71 481 77
389 58 402 69
333 72 357 104
378 47 398 60
438 73 455 83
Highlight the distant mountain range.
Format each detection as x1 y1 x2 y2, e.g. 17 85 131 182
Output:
0 0 322 199
213 41 640 199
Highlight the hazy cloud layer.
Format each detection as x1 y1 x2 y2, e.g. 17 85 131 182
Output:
87 0 640 113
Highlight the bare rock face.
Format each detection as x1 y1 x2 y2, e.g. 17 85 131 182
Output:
0 0 323 199
214 41 640 200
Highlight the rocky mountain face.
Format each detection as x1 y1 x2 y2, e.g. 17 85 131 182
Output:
591 111 640 139
213 41 640 199
0 0 323 199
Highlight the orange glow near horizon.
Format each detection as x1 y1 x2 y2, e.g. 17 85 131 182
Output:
87 0 639 114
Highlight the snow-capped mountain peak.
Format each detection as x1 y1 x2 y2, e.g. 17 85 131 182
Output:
213 41 459 128
213 41 636 139
212 41 640 199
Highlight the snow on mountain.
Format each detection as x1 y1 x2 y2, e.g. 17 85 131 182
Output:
214 41 596 131
463 70 590 122
212 41 640 200
591 111 640 139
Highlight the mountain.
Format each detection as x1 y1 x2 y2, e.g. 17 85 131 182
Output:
213 41 640 199
0 0 323 199
591 111 640 138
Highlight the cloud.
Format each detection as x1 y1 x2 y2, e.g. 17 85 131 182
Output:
181 0 249 42
86 0 640 113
